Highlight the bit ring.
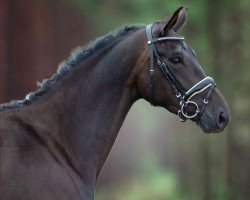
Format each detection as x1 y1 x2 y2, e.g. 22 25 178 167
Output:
180 101 199 119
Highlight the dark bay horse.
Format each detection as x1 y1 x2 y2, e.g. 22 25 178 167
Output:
0 7 230 200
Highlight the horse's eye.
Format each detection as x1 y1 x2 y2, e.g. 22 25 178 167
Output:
170 56 182 64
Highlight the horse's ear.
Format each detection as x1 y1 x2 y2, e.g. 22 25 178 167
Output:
160 6 188 35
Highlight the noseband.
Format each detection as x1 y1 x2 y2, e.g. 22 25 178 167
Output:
146 24 216 122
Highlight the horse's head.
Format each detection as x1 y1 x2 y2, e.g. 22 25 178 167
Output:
135 7 230 133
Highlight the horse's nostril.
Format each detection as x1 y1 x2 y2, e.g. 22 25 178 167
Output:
218 111 227 127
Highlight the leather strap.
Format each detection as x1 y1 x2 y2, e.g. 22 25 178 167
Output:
145 23 216 122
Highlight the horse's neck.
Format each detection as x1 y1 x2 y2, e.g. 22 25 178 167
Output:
27 29 144 186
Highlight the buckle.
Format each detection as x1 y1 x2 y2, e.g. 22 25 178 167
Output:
150 69 154 76
203 99 209 104
176 93 182 98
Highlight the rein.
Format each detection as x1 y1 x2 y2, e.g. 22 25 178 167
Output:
146 24 216 122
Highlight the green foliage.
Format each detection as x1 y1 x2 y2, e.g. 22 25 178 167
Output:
95 161 186 200
67 0 204 33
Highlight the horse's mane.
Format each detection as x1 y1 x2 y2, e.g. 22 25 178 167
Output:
0 24 144 112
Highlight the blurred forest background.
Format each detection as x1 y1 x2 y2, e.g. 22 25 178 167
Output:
0 0 249 199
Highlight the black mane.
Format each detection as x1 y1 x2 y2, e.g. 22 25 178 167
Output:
0 25 144 112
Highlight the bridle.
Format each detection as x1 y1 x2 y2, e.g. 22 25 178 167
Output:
146 24 216 122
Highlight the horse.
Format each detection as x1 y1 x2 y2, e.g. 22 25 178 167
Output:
0 7 230 200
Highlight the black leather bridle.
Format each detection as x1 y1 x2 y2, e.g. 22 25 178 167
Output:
146 24 216 122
